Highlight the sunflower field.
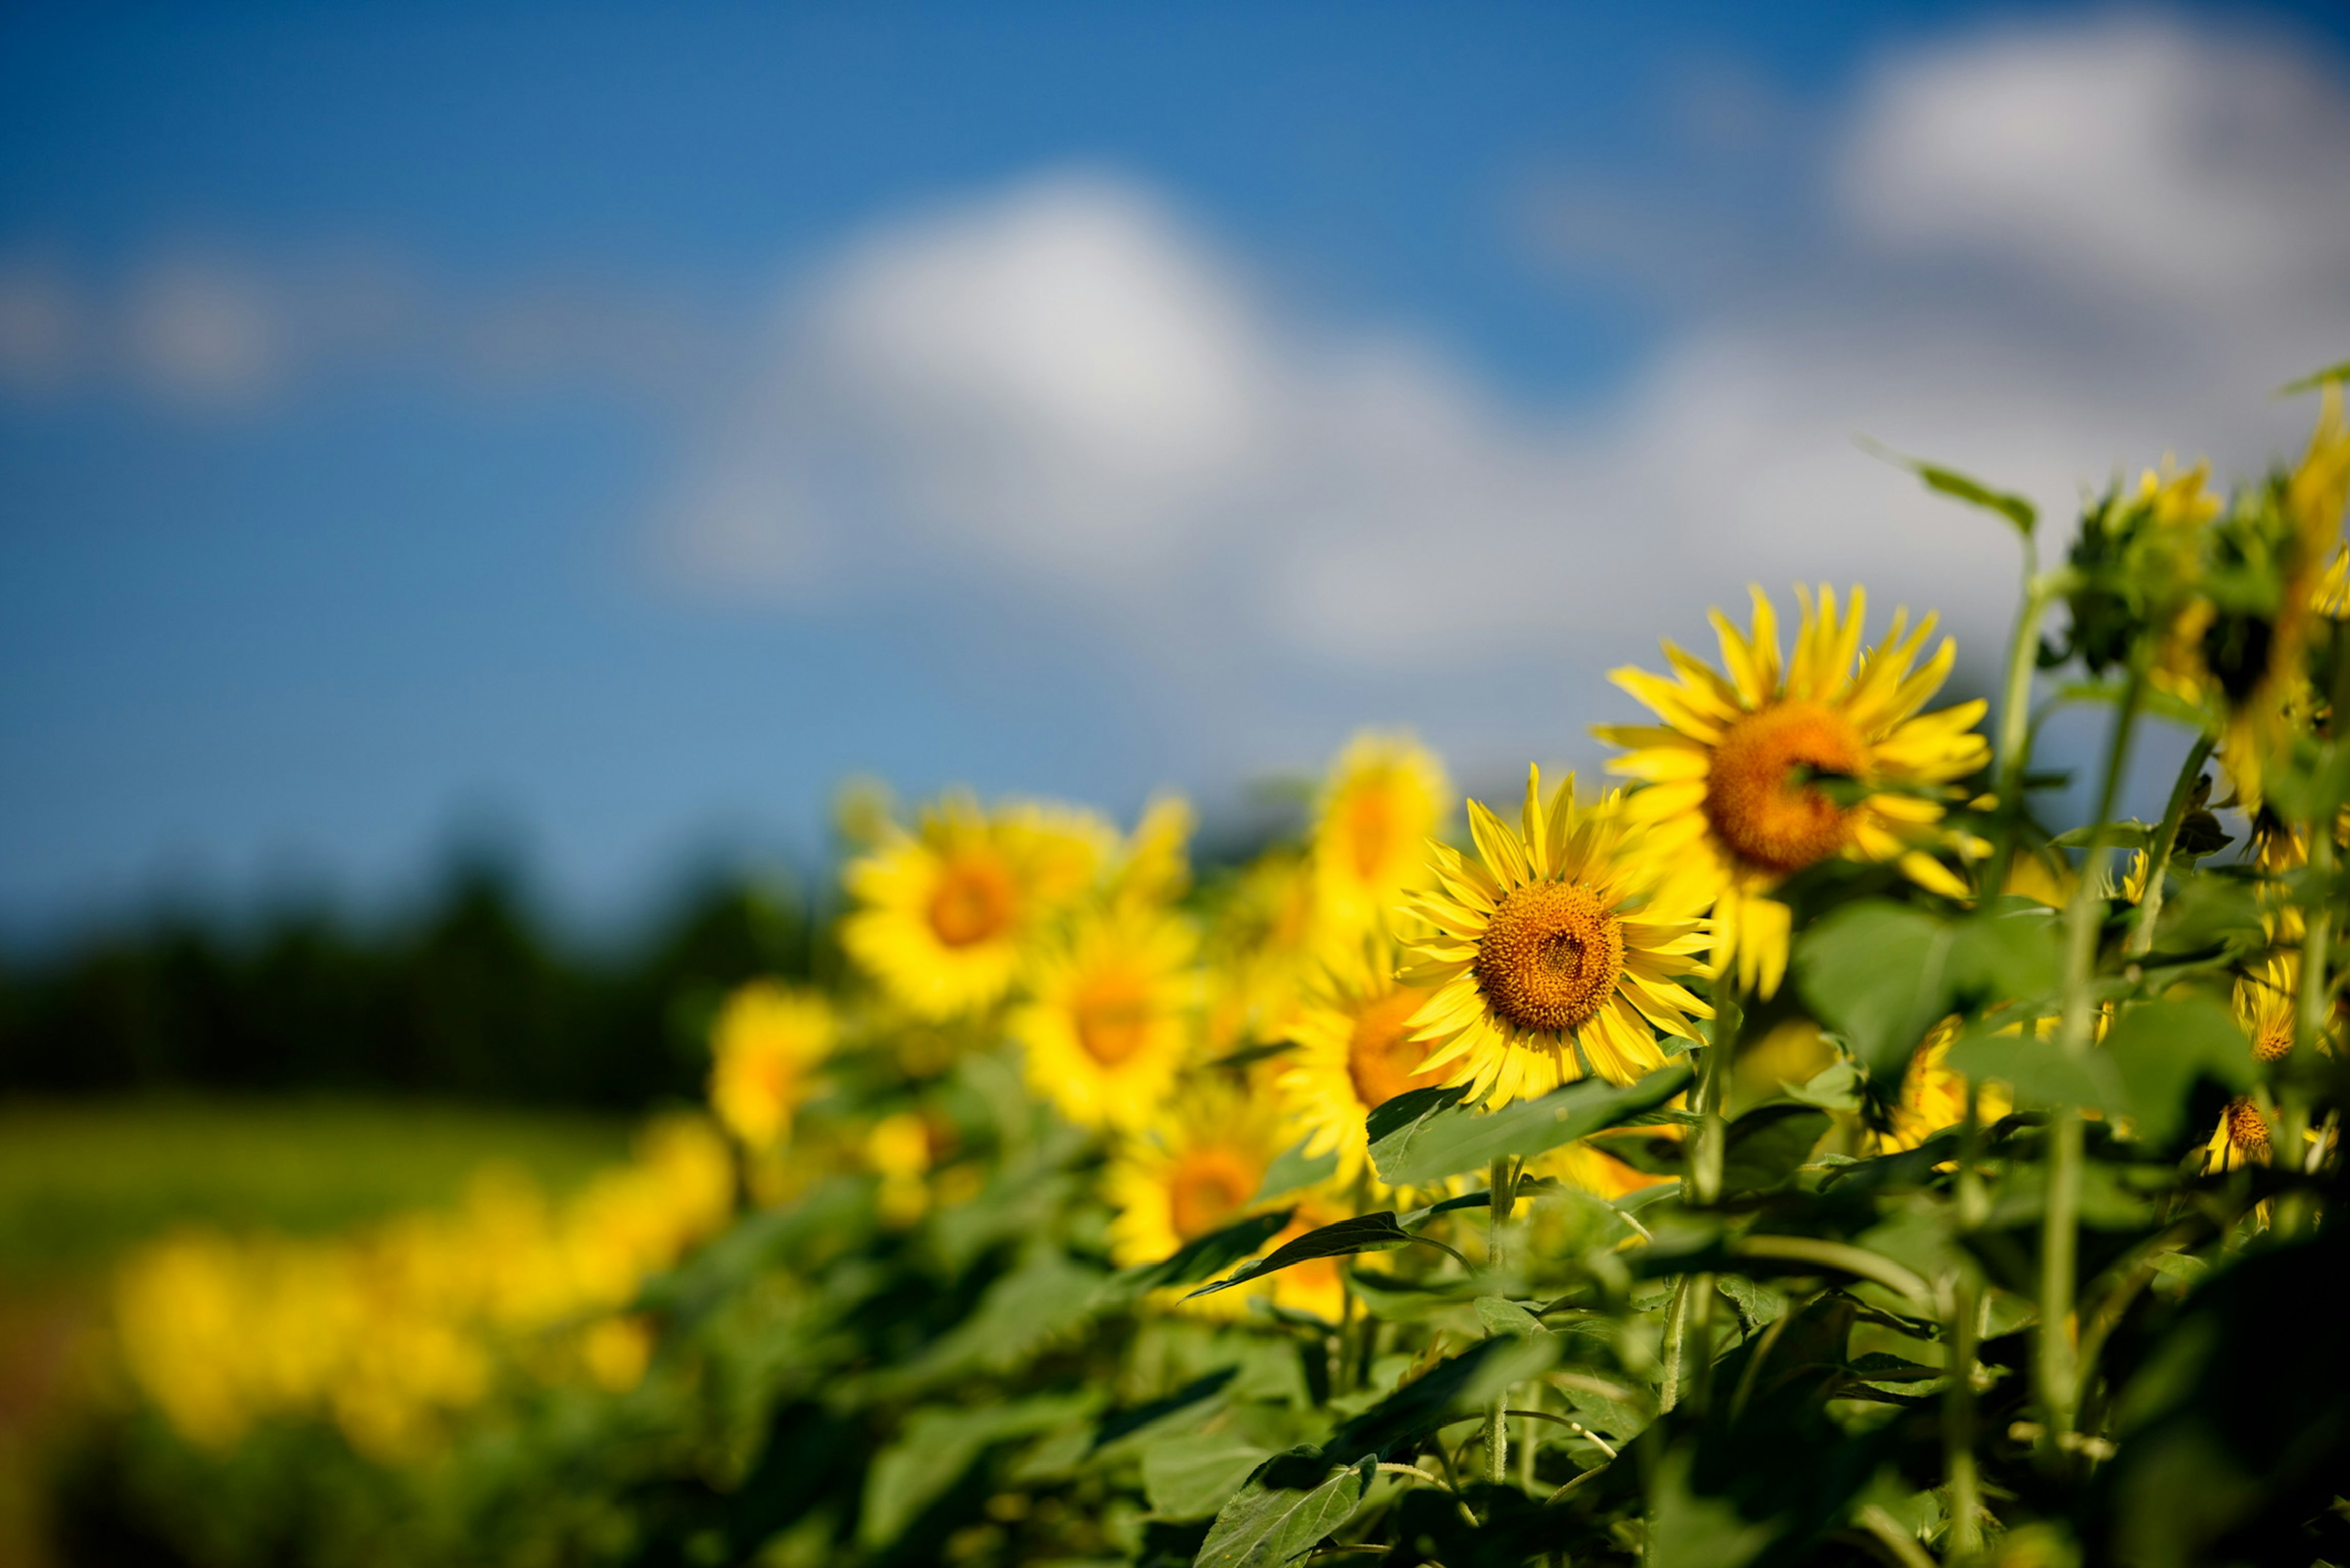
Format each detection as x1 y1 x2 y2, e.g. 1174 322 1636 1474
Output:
56 383 2350 1568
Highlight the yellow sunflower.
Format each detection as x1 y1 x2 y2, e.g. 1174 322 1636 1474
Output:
2235 952 2301 1066
1105 1085 1350 1321
841 791 1114 1019
1313 731 1449 932
1201 849 1326 1057
1012 903 1196 1131
707 982 837 1152
1400 766 1710 1109
1597 584 1990 998
1868 1017 2014 1154
1276 928 1450 1180
2206 1097 2272 1173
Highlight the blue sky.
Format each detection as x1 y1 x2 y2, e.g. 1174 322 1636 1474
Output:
4 1 2348 935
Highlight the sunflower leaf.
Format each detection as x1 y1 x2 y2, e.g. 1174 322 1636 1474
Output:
1860 437 2038 537
1195 1448 1373 1568
1187 1212 1415 1299
1113 1211 1294 1297
1368 1063 1693 1187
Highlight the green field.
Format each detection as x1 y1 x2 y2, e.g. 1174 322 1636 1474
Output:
0 1096 637 1286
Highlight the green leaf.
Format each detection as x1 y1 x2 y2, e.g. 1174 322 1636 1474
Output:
2277 357 2350 395
1142 1434 1274 1521
1718 1104 1831 1195
1797 901 2058 1084
1796 902 1953 1081
1368 1062 1693 1187
1324 1334 1559 1457
1945 1028 2121 1115
1091 1368 1239 1454
2101 993 2257 1144
2051 819 2156 849
1188 1212 1415 1299
1195 1448 1371 1567
1865 439 2038 537
1116 1211 1294 1296
860 1392 1097 1547
1646 1446 1777 1568
1475 1296 1548 1337
1254 1137 1340 1201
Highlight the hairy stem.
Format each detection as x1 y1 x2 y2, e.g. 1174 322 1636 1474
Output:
1985 561 2053 900
1486 1157 1513 1485
2040 666 2144 1455
2124 733 2215 958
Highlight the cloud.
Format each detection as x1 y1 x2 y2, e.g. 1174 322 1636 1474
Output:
663 12 2350 702
1840 17 2350 314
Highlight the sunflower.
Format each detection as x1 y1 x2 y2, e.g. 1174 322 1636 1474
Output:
1313 732 1449 933
706 982 837 1152
1536 1137 1674 1203
1597 584 1990 998
841 791 1114 1020
2206 1097 2272 1173
1105 1085 1349 1321
1012 903 1196 1131
1201 849 1326 1057
1868 1017 2014 1154
1400 766 1710 1109
2235 952 2301 1066
1277 928 1450 1180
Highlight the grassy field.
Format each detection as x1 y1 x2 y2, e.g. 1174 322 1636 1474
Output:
0 1096 637 1287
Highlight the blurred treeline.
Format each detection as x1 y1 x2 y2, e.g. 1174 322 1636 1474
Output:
0 857 830 1108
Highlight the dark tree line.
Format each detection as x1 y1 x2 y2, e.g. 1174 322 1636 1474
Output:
0 860 827 1108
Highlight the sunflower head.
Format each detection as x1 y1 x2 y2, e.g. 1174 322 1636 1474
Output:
1313 731 1449 930
1012 903 1196 1131
1598 584 1988 996
1277 930 1446 1179
1105 1082 1290 1318
1400 765 1710 1109
1868 1015 2013 1154
707 982 837 1152
841 792 1114 1020
2236 952 2303 1063
1201 849 1326 1056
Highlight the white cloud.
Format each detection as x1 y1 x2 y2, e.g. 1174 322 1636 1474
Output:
663 7 2350 703
1840 17 2350 313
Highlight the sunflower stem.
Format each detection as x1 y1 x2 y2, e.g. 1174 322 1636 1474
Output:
1486 1157 1514 1484
1944 1083 1988 1553
2124 733 2214 959
1985 560 2054 900
2040 663 2144 1461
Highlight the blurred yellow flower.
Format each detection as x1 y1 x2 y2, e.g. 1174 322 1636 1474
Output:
707 982 836 1152
867 1110 936 1226
1870 1017 2013 1154
1202 849 1325 1056
1313 731 1449 932
1277 930 1446 1179
1598 584 1988 997
842 791 1113 1019
1013 903 1196 1130
1400 766 1709 1109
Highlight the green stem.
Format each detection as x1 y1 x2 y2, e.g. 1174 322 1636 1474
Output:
1657 1274 1693 1415
1486 1158 1514 1485
2124 733 2215 958
1985 561 2053 900
2040 665 2145 1457
1944 1083 1986 1553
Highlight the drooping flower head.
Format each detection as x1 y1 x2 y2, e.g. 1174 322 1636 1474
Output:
1313 731 1449 932
1867 1016 2015 1155
706 982 837 1153
841 791 1113 1019
1277 927 1449 1180
1597 584 1989 997
1012 902 1196 1131
1400 766 1710 1109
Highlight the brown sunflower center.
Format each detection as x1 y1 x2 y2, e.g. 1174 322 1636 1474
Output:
1073 968 1154 1067
2254 1025 2294 1064
1344 985 1441 1111
1704 700 1868 874
928 851 1018 947
2226 1096 2270 1153
1167 1146 1260 1240
1472 881 1625 1036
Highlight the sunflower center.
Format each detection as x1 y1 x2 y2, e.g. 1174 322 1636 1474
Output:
2226 1097 2270 1153
928 852 1018 947
1471 882 1625 1036
1345 985 1441 1110
1703 700 1868 874
2254 1025 2294 1064
1167 1147 1260 1240
1073 968 1154 1067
